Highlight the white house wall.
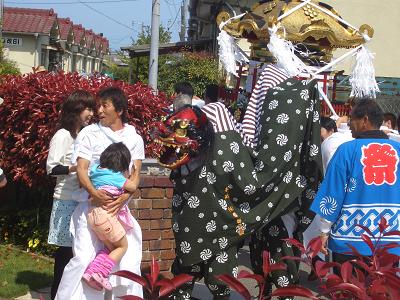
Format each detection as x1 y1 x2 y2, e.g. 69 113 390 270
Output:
3 33 37 74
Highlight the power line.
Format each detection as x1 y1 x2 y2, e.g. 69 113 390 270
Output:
167 5 180 31
5 0 139 4
77 0 137 32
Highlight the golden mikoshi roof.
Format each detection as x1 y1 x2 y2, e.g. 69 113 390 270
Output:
217 0 374 62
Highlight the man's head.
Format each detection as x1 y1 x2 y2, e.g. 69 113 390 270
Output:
320 116 337 141
383 112 397 130
204 84 219 105
349 99 383 138
173 94 192 112
97 86 128 127
173 82 194 99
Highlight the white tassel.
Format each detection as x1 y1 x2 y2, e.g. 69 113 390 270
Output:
217 13 247 77
349 45 380 98
267 26 310 77
217 30 239 76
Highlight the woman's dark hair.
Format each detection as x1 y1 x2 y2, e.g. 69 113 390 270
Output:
60 90 96 138
99 142 131 173
97 86 129 123
320 116 337 133
351 98 383 129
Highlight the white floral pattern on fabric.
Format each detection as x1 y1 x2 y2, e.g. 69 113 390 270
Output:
320 196 338 216
219 237 228 249
232 266 239 278
207 172 216 184
244 184 256 195
269 225 280 237
180 241 191 253
300 89 309 100
269 100 278 110
284 150 292 162
172 194 183 207
276 113 289 124
296 175 307 188
306 189 316 199
276 134 288 146
206 220 217 232
277 276 289 287
187 196 200 208
252 170 258 181
283 171 293 183
310 144 319 156
218 199 227 210
240 202 250 213
199 166 207 178
200 249 212 260
230 142 239 154
265 183 274 193
255 160 264 171
216 252 228 263
223 161 234 172
313 111 319 122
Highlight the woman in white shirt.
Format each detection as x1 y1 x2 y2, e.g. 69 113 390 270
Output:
46 90 95 300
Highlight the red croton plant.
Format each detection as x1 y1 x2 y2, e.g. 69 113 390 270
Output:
217 217 400 300
0 71 170 187
114 257 193 300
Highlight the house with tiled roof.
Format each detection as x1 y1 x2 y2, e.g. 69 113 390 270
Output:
2 7 109 74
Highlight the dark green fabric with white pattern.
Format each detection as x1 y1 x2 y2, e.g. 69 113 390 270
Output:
171 78 322 266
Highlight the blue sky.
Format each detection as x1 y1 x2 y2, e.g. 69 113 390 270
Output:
5 0 183 50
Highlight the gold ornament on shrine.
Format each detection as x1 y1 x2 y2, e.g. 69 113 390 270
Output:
216 0 374 63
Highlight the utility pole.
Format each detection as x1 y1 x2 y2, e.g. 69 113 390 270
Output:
0 0 4 39
179 0 188 42
148 0 160 91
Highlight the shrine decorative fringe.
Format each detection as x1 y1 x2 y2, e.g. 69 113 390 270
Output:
349 45 380 99
217 13 248 77
267 26 310 77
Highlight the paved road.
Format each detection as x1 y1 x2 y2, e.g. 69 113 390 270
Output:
13 246 319 300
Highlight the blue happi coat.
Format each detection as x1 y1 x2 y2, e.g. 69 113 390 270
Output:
311 135 400 255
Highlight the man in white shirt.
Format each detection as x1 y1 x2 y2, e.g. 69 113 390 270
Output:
56 87 144 300
320 116 353 174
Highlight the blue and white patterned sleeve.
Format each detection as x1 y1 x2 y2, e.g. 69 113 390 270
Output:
310 147 348 223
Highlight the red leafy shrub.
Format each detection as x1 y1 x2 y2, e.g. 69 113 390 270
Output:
114 257 193 299
0 71 170 187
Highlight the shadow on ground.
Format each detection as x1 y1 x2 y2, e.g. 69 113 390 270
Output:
15 271 52 293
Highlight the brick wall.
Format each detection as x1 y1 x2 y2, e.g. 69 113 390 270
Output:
129 175 175 278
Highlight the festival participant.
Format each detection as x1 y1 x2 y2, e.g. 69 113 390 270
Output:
382 112 398 133
311 99 400 266
46 90 96 299
173 94 192 112
320 116 353 174
82 142 140 291
56 86 144 300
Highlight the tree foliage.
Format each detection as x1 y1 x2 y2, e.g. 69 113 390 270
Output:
134 24 172 45
158 51 221 97
103 25 221 97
